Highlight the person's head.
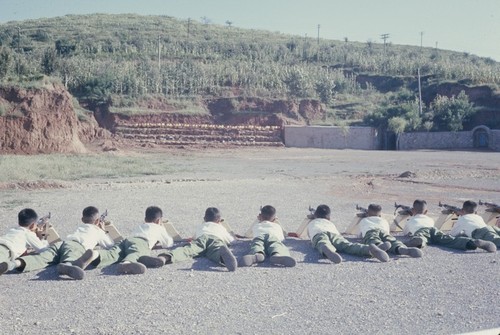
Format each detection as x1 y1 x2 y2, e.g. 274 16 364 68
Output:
82 206 100 224
462 200 477 214
145 206 163 224
314 205 331 220
18 208 38 228
367 204 382 217
412 199 427 215
204 207 221 223
259 205 276 222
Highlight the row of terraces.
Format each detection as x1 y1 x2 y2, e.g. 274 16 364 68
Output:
114 123 284 146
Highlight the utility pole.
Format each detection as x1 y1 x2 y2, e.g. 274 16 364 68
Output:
380 33 389 53
417 68 423 116
17 26 21 78
158 35 161 71
187 18 191 39
420 31 424 50
317 24 320 45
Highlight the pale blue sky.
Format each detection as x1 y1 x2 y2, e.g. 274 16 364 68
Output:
1 0 499 60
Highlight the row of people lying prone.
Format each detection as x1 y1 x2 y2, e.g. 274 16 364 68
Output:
0 200 498 280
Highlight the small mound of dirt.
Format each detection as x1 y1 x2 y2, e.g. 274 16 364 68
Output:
398 171 417 178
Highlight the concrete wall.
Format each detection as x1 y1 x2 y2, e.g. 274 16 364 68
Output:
398 126 500 151
490 130 500 151
284 126 380 150
398 131 474 150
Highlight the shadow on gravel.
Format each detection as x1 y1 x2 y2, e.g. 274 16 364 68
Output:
29 267 63 281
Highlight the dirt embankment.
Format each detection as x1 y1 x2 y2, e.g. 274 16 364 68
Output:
98 96 326 129
0 83 106 154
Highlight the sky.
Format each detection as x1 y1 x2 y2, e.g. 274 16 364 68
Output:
1 0 499 61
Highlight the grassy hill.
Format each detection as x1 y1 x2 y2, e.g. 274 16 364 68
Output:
0 13 499 130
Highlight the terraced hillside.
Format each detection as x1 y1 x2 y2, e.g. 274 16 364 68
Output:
115 123 283 146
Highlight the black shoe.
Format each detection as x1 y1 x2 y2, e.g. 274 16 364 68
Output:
116 262 147 275
269 255 296 267
137 255 166 268
57 263 85 280
219 246 237 272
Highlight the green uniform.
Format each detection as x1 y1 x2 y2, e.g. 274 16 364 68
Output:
167 234 227 265
471 226 500 247
250 233 290 256
412 227 473 250
363 228 405 254
20 240 86 272
312 231 370 257
98 237 151 264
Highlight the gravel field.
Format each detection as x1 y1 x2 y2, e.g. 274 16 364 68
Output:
0 148 499 335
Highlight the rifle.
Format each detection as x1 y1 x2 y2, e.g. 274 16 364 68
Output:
307 205 315 219
36 212 61 244
36 212 51 227
355 205 368 218
438 201 461 215
479 200 500 213
100 209 108 223
394 202 412 216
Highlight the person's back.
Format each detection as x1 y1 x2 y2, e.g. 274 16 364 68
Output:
403 201 435 236
307 217 340 239
450 201 487 237
358 215 390 237
195 220 234 245
66 222 113 250
130 220 173 249
404 214 434 236
252 220 285 241
451 213 486 236
157 207 237 272
0 208 49 261
241 205 295 267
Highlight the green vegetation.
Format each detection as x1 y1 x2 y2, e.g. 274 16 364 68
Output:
0 14 498 130
364 89 475 132
0 153 180 182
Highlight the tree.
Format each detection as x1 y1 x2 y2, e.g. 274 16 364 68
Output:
388 117 407 134
225 20 233 28
0 47 12 79
41 48 57 75
429 91 474 131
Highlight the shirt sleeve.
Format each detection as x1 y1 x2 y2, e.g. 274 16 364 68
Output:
449 220 464 236
158 226 174 248
25 230 49 252
98 230 115 249
402 220 412 235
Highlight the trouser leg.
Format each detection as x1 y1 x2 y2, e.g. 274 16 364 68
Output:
329 232 371 257
364 230 404 254
204 237 227 265
19 242 62 272
472 227 500 247
122 237 151 263
96 243 124 268
168 236 208 263
427 227 471 250
249 235 266 255
311 232 334 255
59 240 86 263
266 235 290 256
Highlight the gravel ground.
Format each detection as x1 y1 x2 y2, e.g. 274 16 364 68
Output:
0 148 499 335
